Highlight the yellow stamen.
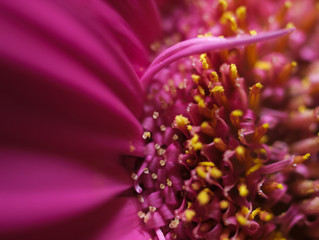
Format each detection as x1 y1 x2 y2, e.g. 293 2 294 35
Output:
220 11 238 32
219 200 229 209
210 71 219 82
235 145 246 162
246 161 263 175
192 74 200 84
201 121 215 136
175 115 190 128
194 95 206 108
184 209 196 222
211 85 228 107
236 6 246 21
238 184 249 197
278 61 297 84
200 53 210 69
197 188 213 205
198 86 206 96
255 61 272 70
190 134 203 151
218 0 228 12
259 211 274 222
210 167 223 179
214 137 227 151
250 208 261 219
236 214 248 225
196 166 207 179
241 206 250 215
230 64 238 84
199 161 215 167
230 109 243 128
249 82 263 111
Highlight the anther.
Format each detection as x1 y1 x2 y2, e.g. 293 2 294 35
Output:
214 137 227 151
230 110 243 128
131 173 138 180
238 184 249 197
249 82 263 111
149 206 157 212
184 209 196 222
151 173 158 180
211 85 228 107
143 131 151 139
191 74 200 84
219 200 229 209
137 211 146 219
210 167 223 179
138 195 144 203
174 115 190 128
169 219 180 228
153 111 159 119
160 125 166 131
197 188 214 205
159 159 166 166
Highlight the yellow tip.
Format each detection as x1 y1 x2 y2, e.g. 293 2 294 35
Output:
236 6 247 20
196 166 207 179
191 74 200 84
194 95 206 108
212 85 225 93
199 161 215 167
277 183 284 190
219 200 229 209
238 184 249 197
255 82 263 89
197 188 213 205
284 1 292 9
190 134 203 151
262 123 269 129
236 214 248 225
235 145 245 156
255 61 272 70
218 0 228 11
249 30 257 36
303 153 311 161
210 71 219 82
241 206 250 215
185 209 196 221
210 167 223 179
230 64 238 81
250 208 261 219
286 22 295 29
175 115 190 128
231 109 243 117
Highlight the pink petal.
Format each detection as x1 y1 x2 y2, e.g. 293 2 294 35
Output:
0 0 145 158
109 0 162 47
0 148 132 235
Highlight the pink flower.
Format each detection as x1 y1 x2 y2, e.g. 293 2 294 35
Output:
1 1 319 240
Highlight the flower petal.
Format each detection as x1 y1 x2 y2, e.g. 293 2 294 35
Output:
0 148 132 235
0 0 145 158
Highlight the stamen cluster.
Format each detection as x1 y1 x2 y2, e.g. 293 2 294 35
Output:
129 1 319 239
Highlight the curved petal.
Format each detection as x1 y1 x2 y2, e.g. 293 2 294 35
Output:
0 148 132 235
109 0 162 48
0 0 145 158
0 0 146 238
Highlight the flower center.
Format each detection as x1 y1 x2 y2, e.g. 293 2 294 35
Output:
127 1 319 239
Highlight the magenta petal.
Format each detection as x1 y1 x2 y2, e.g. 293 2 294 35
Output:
0 0 145 158
109 0 162 47
0 148 132 234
